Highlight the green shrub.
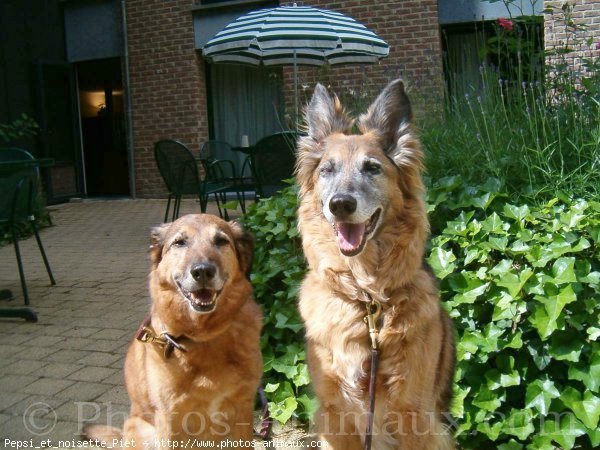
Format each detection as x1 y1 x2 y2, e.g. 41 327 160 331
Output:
425 3 600 203
243 178 600 449
0 114 39 143
241 184 316 423
429 177 599 450
421 71 600 203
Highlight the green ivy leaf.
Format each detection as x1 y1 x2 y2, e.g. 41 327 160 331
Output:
525 378 560 415
549 331 584 362
497 268 533 297
561 387 600 429
498 439 524 450
530 285 576 339
297 393 319 417
451 385 470 418
502 409 535 440
568 353 600 392
541 414 586 450
477 419 503 440
482 212 506 233
473 386 503 412
269 396 298 424
293 363 311 387
552 257 577 284
271 361 299 379
587 327 600 341
504 204 531 221
488 236 509 251
263 382 279 393
427 247 456 280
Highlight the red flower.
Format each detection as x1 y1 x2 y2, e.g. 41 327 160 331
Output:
595 42 600 50
498 18 514 31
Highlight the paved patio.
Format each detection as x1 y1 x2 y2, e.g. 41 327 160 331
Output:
0 199 311 447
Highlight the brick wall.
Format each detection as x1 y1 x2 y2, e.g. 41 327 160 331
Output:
126 0 209 198
124 0 443 197
544 0 600 79
283 0 445 120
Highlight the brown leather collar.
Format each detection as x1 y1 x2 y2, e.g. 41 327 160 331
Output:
135 315 187 359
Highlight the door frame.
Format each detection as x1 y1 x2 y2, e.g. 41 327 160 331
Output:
34 60 85 202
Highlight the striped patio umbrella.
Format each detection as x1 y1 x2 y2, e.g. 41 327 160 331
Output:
202 4 389 119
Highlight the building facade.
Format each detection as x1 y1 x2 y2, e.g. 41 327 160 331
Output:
2 0 594 201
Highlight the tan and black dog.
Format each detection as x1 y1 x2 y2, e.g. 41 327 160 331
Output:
85 214 262 448
296 80 456 450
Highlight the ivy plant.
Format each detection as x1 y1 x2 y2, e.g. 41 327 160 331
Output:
243 178 600 449
428 177 599 449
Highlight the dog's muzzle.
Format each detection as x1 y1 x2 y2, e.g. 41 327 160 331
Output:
327 194 382 257
176 262 222 313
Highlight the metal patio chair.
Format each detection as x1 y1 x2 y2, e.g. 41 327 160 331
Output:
251 131 302 200
0 148 55 310
200 140 255 213
154 140 230 221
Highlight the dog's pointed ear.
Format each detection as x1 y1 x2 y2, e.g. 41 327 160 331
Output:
149 223 170 267
358 79 414 165
229 221 254 278
305 83 353 143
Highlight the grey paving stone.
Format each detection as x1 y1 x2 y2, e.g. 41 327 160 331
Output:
0 375 39 393
22 378 75 396
0 413 11 425
68 366 119 383
23 335 66 348
55 382 112 402
0 392 29 411
19 346 61 361
94 385 128 405
4 394 68 417
0 359 47 376
0 414 58 441
77 352 122 368
100 371 124 386
40 362 84 379
44 349 89 363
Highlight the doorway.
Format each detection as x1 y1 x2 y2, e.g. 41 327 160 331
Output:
77 58 129 197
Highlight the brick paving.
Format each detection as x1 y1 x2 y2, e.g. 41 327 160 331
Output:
0 199 313 448
0 199 227 444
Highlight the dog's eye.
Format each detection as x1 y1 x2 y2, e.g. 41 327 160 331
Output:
319 162 334 176
362 161 382 175
214 235 229 247
172 238 187 248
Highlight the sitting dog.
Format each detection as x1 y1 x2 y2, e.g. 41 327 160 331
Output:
85 214 262 448
295 80 456 449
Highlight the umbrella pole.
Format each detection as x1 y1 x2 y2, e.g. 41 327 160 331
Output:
293 50 298 131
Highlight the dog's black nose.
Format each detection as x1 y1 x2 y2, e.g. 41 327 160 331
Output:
329 194 357 218
190 263 216 282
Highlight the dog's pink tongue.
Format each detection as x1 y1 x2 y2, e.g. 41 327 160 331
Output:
337 222 365 253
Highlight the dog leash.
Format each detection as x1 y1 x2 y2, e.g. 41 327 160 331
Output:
257 385 273 439
363 293 382 450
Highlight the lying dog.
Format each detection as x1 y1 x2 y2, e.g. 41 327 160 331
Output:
85 214 262 447
296 80 456 450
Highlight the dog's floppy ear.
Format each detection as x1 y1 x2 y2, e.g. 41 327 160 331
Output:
305 83 353 143
229 221 254 278
149 223 170 267
358 79 416 165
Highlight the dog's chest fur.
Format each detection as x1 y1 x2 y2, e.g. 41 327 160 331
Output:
146 338 249 410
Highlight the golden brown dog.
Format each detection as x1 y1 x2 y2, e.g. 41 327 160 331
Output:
84 214 262 448
296 80 456 450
